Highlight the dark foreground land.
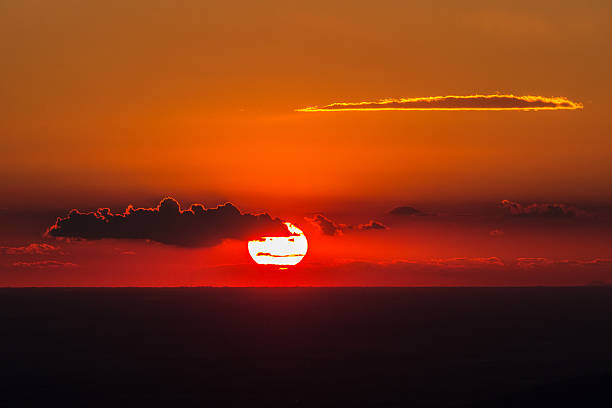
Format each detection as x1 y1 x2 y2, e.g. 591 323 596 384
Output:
2 287 612 407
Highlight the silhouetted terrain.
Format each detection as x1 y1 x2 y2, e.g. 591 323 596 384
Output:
2 287 612 407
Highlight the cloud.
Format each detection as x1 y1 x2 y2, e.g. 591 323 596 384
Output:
516 257 612 269
2 243 59 255
400 257 505 268
12 260 77 268
46 197 291 247
358 220 388 231
515 257 553 268
306 214 351 236
500 200 589 218
576 258 612 267
297 94 583 112
306 215 388 235
389 206 424 216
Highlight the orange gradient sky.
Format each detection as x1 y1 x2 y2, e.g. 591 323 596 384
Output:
2 0 611 206
1 0 612 285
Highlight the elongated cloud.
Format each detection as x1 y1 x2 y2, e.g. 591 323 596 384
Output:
297 94 583 112
46 197 291 247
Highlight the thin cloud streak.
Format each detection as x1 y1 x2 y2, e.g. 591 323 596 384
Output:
297 94 583 112
12 260 77 268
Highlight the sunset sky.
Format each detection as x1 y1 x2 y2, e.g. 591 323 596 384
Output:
2 0 612 286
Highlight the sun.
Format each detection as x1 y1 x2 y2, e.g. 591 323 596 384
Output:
248 222 308 266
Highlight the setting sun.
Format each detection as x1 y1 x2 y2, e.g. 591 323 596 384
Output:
247 222 308 266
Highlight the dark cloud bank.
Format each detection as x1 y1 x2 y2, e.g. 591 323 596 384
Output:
46 197 291 247
390 201 593 219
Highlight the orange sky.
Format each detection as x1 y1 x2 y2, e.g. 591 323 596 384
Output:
2 0 611 206
1 1 611 285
